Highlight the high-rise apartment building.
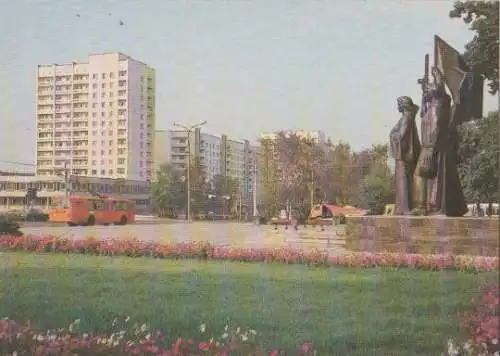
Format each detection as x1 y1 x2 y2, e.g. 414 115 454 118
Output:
36 52 155 181
154 129 260 214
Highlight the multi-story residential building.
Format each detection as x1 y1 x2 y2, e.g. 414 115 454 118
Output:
36 52 155 182
153 129 260 216
154 129 223 180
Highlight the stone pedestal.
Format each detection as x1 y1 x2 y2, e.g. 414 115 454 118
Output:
345 215 499 256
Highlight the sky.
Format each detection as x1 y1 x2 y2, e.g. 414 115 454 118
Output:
0 0 497 171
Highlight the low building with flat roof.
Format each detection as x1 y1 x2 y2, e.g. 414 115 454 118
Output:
0 175 150 213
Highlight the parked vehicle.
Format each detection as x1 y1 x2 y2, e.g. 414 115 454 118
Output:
307 204 365 226
25 208 49 222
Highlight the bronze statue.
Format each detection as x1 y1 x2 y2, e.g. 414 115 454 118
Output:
414 67 468 216
389 96 421 214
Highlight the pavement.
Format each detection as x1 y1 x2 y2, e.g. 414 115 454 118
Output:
19 221 347 254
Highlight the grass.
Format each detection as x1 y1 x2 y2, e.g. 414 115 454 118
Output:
0 252 495 355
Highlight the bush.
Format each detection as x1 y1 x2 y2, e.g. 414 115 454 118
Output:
0 235 497 272
0 216 23 236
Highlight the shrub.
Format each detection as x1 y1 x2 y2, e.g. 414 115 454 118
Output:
0 216 23 236
0 235 497 272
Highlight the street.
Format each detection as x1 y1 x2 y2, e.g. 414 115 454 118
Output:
20 221 347 254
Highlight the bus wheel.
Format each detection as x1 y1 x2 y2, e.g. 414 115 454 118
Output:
67 222 76 227
120 215 127 225
87 215 95 226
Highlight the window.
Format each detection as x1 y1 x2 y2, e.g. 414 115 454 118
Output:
102 73 106 80
109 72 114 79
101 102 105 108
92 140 97 146
101 111 105 117
92 74 97 79
108 102 113 107
108 149 112 155
118 158 125 164
117 168 125 174
108 159 113 164
108 140 113 146
101 83 105 88
109 169 113 175
109 82 114 88
109 111 113 117
92 160 96 165
92 103 96 108
100 159 104 164
109 92 113 97
92 121 98 127
92 130 97 135
92 92 96 98
92 83 97 89
101 92 105 98
91 169 97 174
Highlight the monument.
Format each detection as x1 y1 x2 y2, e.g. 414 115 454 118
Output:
346 35 497 256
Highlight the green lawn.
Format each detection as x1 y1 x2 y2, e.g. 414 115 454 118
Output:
0 252 495 355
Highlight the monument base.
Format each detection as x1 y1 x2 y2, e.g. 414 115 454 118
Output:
345 215 499 256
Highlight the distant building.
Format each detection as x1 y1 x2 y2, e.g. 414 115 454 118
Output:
36 52 155 181
153 129 260 216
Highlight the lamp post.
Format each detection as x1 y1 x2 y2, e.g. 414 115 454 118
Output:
172 120 207 223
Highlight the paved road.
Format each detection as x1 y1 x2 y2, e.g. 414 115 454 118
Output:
20 221 347 254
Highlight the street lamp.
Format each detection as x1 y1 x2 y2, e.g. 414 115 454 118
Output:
172 120 207 223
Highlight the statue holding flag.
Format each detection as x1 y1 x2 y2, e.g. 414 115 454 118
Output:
412 35 483 217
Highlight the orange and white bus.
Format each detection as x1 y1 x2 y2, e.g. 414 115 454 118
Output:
49 195 135 226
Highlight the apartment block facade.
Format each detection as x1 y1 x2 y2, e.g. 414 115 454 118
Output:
154 129 259 214
36 52 155 182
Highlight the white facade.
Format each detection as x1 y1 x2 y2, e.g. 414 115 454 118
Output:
36 52 155 182
154 129 222 180
200 133 222 179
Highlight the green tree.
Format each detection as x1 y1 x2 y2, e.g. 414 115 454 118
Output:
357 149 394 215
458 110 499 202
186 155 208 215
151 163 184 217
357 170 394 215
449 0 499 94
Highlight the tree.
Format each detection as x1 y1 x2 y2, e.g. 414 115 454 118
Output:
357 163 394 215
450 1 499 94
185 155 208 215
151 163 184 217
458 110 499 202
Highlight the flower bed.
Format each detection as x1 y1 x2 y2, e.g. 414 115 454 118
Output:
0 317 316 355
0 235 498 271
446 284 499 356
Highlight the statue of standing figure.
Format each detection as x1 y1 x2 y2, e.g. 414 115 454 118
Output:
389 96 421 214
413 66 468 216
